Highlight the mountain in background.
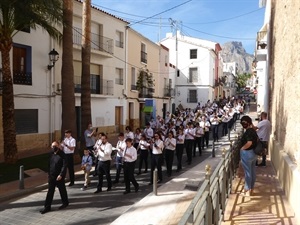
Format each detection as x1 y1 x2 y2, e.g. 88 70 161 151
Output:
221 41 254 74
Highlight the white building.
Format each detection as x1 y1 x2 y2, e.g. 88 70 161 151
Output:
160 32 221 109
223 62 237 97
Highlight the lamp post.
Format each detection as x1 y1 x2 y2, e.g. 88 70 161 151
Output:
47 48 59 70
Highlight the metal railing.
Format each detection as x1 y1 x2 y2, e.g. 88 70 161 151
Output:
187 97 198 103
131 84 137 91
73 27 114 54
115 78 124 85
163 87 175 97
138 87 154 98
74 76 114 95
13 72 32 85
178 136 242 225
141 51 147 64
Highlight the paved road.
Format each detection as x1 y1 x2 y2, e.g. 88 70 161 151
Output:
0 145 218 225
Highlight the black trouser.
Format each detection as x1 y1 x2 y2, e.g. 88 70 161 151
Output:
222 122 228 136
176 144 184 170
150 154 163 183
44 176 69 209
96 160 112 190
194 137 203 156
65 154 74 183
256 141 268 165
165 149 174 176
211 125 219 142
138 150 149 173
115 156 123 182
123 161 139 192
203 132 210 147
185 139 194 164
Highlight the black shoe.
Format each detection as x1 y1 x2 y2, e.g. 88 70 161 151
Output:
136 172 141 175
94 189 102 194
258 163 266 167
148 182 153 185
68 182 74 187
106 187 112 192
40 207 51 214
123 191 131 195
135 186 139 193
157 180 162 184
113 180 119 184
58 203 69 210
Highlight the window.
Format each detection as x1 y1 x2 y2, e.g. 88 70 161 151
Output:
131 67 137 90
90 74 100 94
15 109 38 134
190 49 197 59
13 44 32 85
115 30 124 48
115 68 123 85
189 67 198 83
188 90 197 103
141 43 147 63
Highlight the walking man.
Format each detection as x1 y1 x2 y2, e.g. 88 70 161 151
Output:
62 130 76 186
40 141 69 214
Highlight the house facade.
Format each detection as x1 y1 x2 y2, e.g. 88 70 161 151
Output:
160 32 221 109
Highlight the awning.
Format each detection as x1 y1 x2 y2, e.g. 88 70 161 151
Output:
143 106 153 113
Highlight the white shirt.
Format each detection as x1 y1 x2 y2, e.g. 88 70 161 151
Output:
152 139 164 154
194 126 204 137
257 119 272 141
134 133 142 144
96 142 112 161
116 140 126 157
62 136 76 154
164 137 176 151
184 128 195 140
123 146 137 162
144 127 154 139
177 134 185 144
138 140 150 150
125 131 134 140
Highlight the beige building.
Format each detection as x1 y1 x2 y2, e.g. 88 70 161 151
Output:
259 0 300 220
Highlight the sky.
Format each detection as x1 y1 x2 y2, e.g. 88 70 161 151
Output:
91 0 266 54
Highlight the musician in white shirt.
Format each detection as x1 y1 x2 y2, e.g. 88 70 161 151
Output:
123 138 139 194
164 131 176 177
114 133 126 184
144 122 154 140
149 132 164 184
194 122 204 156
94 134 112 193
184 122 195 165
176 129 185 171
137 134 150 175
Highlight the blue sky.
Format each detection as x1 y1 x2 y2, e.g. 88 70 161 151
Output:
91 0 265 54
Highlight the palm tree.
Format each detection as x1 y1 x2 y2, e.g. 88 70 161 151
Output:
61 0 77 140
80 0 92 151
0 0 62 163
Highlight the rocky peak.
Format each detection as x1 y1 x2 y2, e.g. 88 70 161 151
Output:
221 41 254 73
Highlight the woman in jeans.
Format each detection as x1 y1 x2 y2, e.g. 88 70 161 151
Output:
239 115 257 196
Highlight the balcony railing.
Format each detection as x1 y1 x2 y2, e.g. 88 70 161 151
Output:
141 51 147 64
139 87 153 98
74 75 113 95
13 72 32 85
73 27 113 54
164 87 175 97
115 78 124 85
187 97 198 103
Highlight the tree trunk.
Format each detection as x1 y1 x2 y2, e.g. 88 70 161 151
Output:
80 0 92 151
61 0 77 140
0 39 18 164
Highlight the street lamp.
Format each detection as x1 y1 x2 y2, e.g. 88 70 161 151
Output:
47 48 59 70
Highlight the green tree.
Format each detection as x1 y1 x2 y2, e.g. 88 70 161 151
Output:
80 0 92 151
61 0 77 140
235 73 252 92
0 0 62 163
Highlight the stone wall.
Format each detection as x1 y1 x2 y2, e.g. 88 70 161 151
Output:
269 0 300 164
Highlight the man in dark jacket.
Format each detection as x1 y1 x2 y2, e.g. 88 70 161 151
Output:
40 141 69 214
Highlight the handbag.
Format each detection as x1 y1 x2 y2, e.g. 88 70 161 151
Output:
254 138 265 156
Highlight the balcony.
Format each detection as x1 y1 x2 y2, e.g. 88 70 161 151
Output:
141 51 147 64
163 87 175 97
138 87 153 98
73 27 113 55
131 85 137 91
74 75 113 95
13 72 32 85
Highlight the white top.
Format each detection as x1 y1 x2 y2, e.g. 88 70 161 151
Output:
116 140 126 157
62 136 76 154
257 119 272 141
123 146 137 162
125 131 134 140
210 117 219 125
184 128 195 140
134 133 142 144
177 134 185 144
144 127 154 139
96 142 112 161
138 140 150 150
152 139 164 154
194 127 204 137
164 137 176 151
